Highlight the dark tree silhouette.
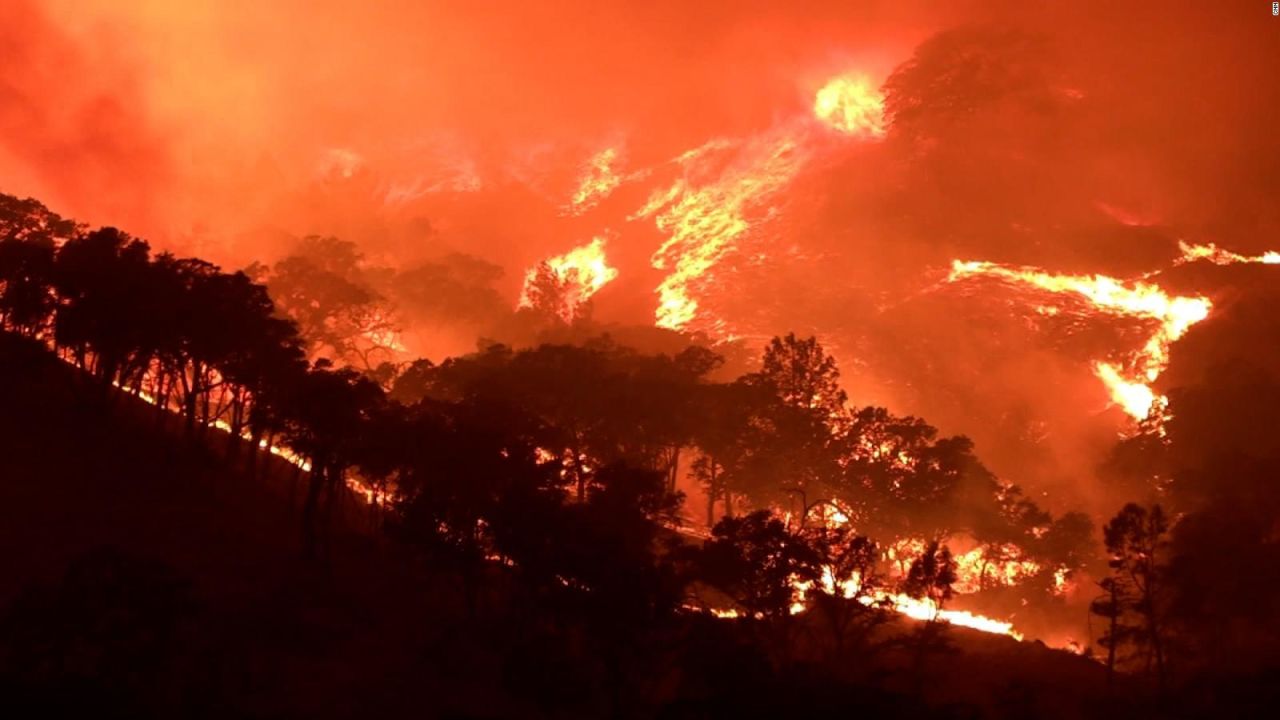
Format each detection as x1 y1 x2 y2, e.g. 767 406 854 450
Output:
901 540 958 617
1099 503 1170 692
0 233 55 336
698 510 820 621
279 365 384 559
803 526 890 660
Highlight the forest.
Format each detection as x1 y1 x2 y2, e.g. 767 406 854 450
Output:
3 190 1279 718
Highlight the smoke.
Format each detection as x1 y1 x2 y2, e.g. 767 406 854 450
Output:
3 0 1279 508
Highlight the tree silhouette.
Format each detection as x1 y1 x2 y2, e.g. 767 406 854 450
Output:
0 194 80 245
52 228 154 385
699 510 820 621
804 526 890 660
1100 503 1170 692
279 364 384 559
756 332 848 425
0 233 55 336
251 236 399 370
901 540 957 618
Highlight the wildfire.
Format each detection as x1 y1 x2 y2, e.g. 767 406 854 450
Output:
788 568 1023 639
519 236 619 322
813 74 887 138
566 147 623 215
948 259 1212 420
952 544 1042 595
1176 241 1280 266
886 593 1022 638
640 133 807 331
634 71 887 332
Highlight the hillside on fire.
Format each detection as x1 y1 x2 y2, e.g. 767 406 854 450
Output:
4 2 1280 718
1 190 1279 718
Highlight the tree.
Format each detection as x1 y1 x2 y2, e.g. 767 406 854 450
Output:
251 236 400 370
734 336 850 511
803 526 890 660
899 540 958 692
900 540 957 618
1089 575 1130 691
279 365 385 559
0 234 56 336
52 228 154 386
1037 510 1095 586
388 253 509 347
756 333 847 425
0 193 80 245
841 408 995 543
1099 503 1170 691
698 510 820 621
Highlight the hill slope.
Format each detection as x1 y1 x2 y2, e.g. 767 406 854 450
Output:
0 333 1108 718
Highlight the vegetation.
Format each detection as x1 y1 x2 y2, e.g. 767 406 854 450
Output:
3 190 1280 716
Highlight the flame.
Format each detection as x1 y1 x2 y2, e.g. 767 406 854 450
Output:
1176 241 1280 266
952 544 1041 594
788 567 1023 639
1093 362 1157 420
566 148 622 215
884 593 1022 638
635 71 886 332
948 259 1212 420
519 236 619 322
813 74 887 138
638 133 807 331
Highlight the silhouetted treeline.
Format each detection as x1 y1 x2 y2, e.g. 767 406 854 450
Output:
6 190 1280 715
1090 308 1280 711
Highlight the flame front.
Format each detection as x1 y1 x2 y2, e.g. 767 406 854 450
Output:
639 134 807 331
813 74 887 138
566 147 622 216
637 72 886 332
948 259 1212 420
788 565 1024 639
519 236 619 322
1176 241 1280 266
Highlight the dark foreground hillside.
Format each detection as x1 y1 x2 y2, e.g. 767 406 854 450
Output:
0 334 1109 719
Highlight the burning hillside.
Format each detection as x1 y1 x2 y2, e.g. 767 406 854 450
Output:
4 3 1280 716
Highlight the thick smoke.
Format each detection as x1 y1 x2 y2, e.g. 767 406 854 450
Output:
3 1 1278 509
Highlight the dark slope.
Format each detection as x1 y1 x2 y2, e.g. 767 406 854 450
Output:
0 334 506 718
0 333 1110 718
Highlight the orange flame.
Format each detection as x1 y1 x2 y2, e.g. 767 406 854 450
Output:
789 570 1022 639
952 544 1042 595
1176 240 1280 266
635 72 886 333
948 259 1211 420
639 134 807 330
566 147 622 215
519 236 619 322
813 74 887 138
